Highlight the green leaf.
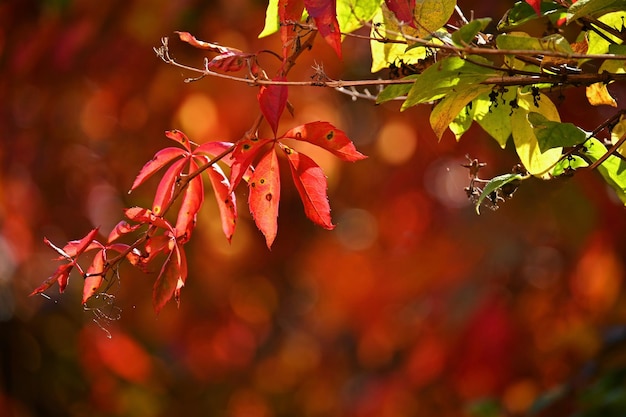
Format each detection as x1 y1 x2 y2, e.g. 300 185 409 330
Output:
581 138 626 203
496 33 574 54
259 0 280 38
337 0 381 34
497 1 563 30
552 155 589 176
449 105 473 140
370 5 428 72
376 75 419 103
567 0 626 22
451 18 491 46
402 56 498 109
528 112 589 152
587 11 626 55
471 88 517 148
475 173 525 214
511 89 563 177
430 84 492 140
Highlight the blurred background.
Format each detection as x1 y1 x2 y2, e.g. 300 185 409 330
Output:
2 0 626 416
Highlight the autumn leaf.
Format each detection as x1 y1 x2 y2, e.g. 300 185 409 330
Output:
108 220 141 243
152 158 187 216
385 0 415 26
208 51 257 73
194 141 235 165
124 207 172 230
303 0 343 58
129 147 186 193
248 148 281 248
229 137 274 190
164 129 192 152
206 163 238 242
258 78 288 136
153 239 186 313
281 144 334 229
175 31 235 54
280 121 366 161
82 249 105 304
30 228 100 296
279 0 305 60
175 160 204 243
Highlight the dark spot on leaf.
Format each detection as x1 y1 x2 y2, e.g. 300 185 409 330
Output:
266 193 272 201
251 137 259 142
243 144 251 150
284 147 292 155
259 178 265 184
251 182 256 188
295 132 302 139
326 131 334 140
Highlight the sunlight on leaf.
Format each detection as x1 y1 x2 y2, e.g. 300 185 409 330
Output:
281 121 366 161
248 148 281 248
527 112 589 152
430 84 492 140
581 138 626 203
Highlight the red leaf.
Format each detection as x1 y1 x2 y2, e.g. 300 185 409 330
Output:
279 0 305 60
206 163 237 242
174 246 188 308
31 228 100 296
280 144 334 229
248 148 281 248
165 129 192 152
385 0 416 27
194 141 235 166
175 160 204 242
107 220 141 243
82 249 105 304
229 137 274 191
152 158 188 216
525 0 542 15
208 51 256 73
258 78 288 137
153 240 186 313
303 0 342 58
130 147 186 193
175 31 234 54
280 121 367 161
124 207 172 230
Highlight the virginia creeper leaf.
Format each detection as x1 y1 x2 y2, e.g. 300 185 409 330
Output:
165 129 192 152
124 207 172 230
304 0 343 58
129 147 186 193
175 160 204 243
194 141 236 166
206 163 237 242
280 121 366 161
229 137 274 191
108 220 141 243
385 0 416 27
281 144 334 229
278 0 305 60
248 148 281 248
258 78 288 137
30 228 100 296
153 240 185 313
259 0 281 37
208 51 256 73
173 244 188 308
527 112 589 152
152 158 187 216
175 31 234 54
82 249 105 304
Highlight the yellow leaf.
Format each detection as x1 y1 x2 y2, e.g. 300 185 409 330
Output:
586 82 617 107
511 90 563 178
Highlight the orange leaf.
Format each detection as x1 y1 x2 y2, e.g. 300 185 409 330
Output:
164 129 192 152
107 220 140 243
248 148 281 248
82 249 105 304
280 121 367 161
153 240 186 313
281 144 334 229
124 207 172 230
175 31 235 54
279 0 305 60
229 137 274 191
130 147 186 193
